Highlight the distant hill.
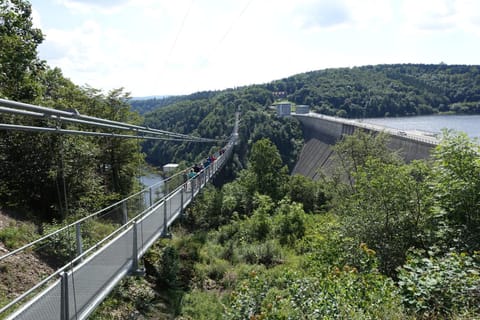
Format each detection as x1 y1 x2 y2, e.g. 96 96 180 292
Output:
267 64 480 118
141 64 480 166
129 91 218 114
136 64 480 117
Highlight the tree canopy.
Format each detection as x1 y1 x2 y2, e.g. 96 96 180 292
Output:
0 1 144 220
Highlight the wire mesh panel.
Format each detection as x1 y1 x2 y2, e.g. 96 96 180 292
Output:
137 203 165 256
4 142 235 320
68 227 134 319
166 189 182 226
8 280 62 320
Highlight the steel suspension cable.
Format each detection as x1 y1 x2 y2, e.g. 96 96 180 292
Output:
0 98 221 142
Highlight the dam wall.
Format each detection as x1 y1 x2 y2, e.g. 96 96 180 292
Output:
291 113 437 180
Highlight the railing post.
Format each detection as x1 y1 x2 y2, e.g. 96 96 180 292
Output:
131 221 145 276
161 198 171 238
75 222 83 260
180 188 185 218
161 179 171 238
122 201 128 225
149 186 153 207
60 271 69 320
191 176 195 197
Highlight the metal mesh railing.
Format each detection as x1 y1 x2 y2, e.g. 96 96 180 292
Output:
1 141 234 320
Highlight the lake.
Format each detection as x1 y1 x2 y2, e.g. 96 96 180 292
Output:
360 114 480 139
140 172 163 188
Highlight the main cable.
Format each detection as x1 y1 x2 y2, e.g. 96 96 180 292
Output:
0 98 223 143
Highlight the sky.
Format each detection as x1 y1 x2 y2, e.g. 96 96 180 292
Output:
30 0 480 97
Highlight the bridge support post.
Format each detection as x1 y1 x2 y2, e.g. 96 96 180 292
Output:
60 271 69 320
191 177 195 197
75 222 83 261
131 222 145 276
180 188 185 218
161 199 171 238
149 187 153 207
161 181 171 238
122 201 128 225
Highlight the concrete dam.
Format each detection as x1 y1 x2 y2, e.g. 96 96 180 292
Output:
291 113 438 180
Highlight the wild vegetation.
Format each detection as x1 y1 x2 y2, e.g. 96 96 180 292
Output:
0 0 146 221
93 133 479 319
1 1 480 319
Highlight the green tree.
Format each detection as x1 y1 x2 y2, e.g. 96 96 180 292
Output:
96 89 144 196
432 130 480 250
0 0 44 101
249 138 287 200
337 158 434 276
332 130 400 190
285 175 326 213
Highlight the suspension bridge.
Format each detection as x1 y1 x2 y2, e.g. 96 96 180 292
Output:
0 99 239 319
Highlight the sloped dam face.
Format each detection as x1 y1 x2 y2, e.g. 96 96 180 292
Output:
291 113 435 180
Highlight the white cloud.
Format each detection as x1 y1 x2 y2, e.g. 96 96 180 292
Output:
31 8 43 29
55 0 130 14
294 0 352 30
31 0 480 96
401 0 480 34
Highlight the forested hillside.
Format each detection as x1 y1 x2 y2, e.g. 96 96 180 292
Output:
272 64 480 117
139 63 480 167
142 87 304 172
2 2 480 319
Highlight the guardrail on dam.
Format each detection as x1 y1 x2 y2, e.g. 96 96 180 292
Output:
291 112 438 180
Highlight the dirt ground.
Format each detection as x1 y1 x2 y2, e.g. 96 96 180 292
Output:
0 210 55 306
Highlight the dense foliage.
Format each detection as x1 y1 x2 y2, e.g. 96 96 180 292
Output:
142 89 304 173
134 64 480 126
271 64 480 117
2 2 480 319
95 133 480 319
0 1 144 220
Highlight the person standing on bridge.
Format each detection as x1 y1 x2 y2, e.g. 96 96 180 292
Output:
186 169 197 191
203 157 211 168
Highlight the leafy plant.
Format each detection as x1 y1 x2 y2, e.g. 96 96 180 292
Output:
0 221 37 249
398 249 480 318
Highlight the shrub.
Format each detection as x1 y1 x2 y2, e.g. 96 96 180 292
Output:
0 221 37 249
225 268 405 319
274 200 306 246
179 289 224 320
156 245 179 289
398 249 480 318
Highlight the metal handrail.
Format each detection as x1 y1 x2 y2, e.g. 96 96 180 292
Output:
0 142 234 317
292 112 439 145
0 98 220 142
0 112 239 318
0 163 196 263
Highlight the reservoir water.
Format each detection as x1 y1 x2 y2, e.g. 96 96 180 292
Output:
360 114 480 139
140 172 163 188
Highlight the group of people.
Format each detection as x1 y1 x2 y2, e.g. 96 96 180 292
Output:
184 149 225 190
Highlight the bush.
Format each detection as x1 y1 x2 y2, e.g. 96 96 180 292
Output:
225 268 405 319
236 241 283 267
156 245 179 289
398 249 480 318
274 200 306 246
0 221 37 249
179 289 224 320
